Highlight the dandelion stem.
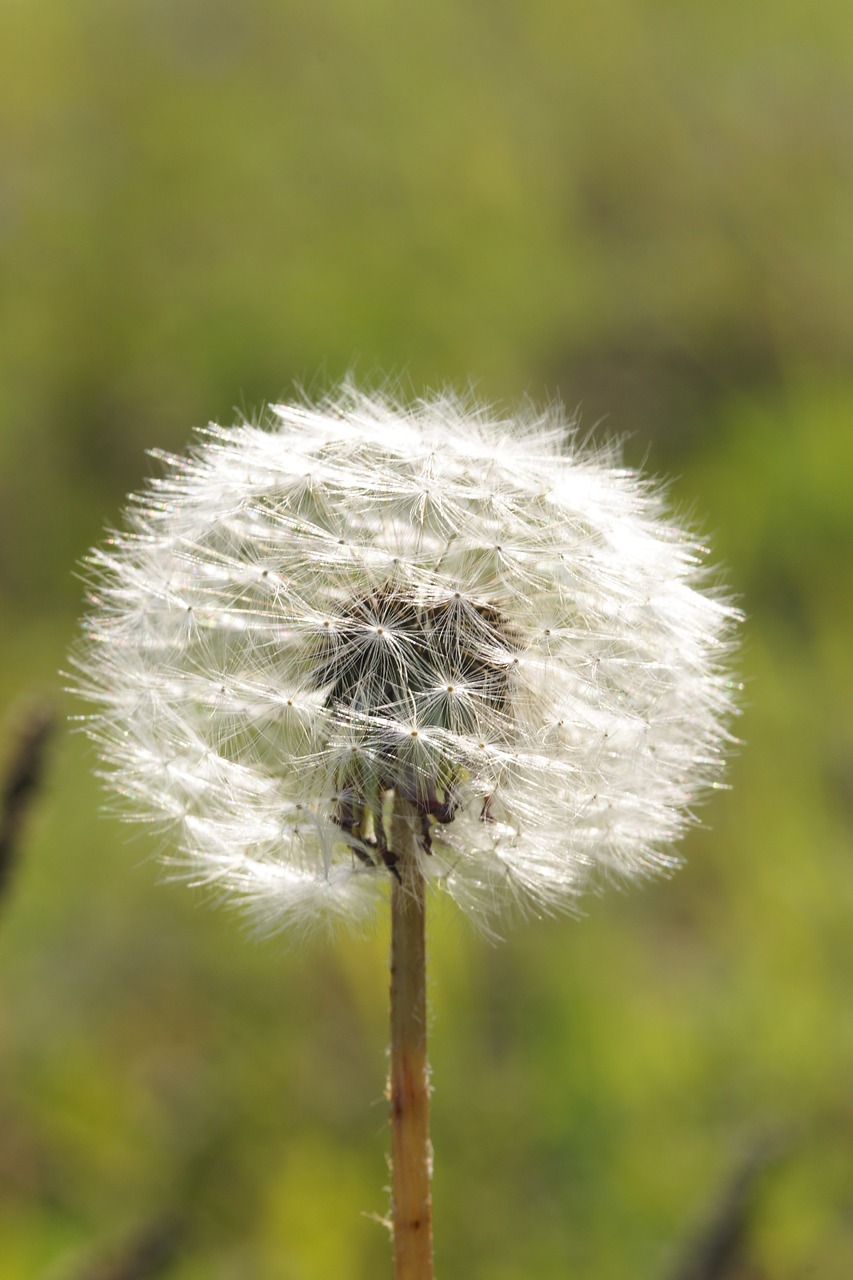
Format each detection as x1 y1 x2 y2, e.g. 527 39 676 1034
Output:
388 797 434 1280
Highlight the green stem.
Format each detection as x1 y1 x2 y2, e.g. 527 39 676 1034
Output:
388 798 435 1280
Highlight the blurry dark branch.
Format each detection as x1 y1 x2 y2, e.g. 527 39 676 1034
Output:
0 701 56 904
666 1136 785 1280
69 1218 186 1280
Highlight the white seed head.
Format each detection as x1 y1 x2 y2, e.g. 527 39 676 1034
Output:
72 386 740 935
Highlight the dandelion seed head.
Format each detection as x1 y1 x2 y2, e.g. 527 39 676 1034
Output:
72 385 740 934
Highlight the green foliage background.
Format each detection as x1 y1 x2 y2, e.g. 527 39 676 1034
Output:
1 2 851 1277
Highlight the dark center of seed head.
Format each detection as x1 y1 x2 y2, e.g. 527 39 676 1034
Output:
311 583 516 840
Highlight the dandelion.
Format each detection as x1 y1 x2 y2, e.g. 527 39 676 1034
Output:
73 386 739 1279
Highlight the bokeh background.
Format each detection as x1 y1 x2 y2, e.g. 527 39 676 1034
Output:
1 2 851 1277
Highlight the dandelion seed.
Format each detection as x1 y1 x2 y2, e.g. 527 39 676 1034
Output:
73 385 738 931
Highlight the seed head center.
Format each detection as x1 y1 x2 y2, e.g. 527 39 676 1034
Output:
307 584 517 834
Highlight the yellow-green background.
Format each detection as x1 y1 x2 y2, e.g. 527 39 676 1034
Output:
1 2 851 1277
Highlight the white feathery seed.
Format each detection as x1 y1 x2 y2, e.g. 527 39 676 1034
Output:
72 387 740 934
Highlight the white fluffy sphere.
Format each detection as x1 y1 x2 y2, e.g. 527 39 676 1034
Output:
74 388 739 934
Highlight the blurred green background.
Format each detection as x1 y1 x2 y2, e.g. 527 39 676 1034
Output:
1 2 851 1277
